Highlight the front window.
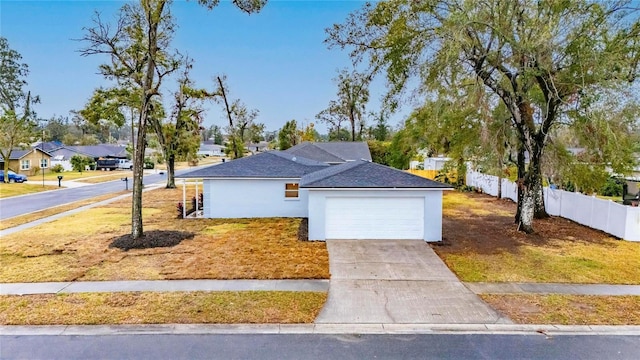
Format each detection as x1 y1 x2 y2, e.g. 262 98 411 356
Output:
40 158 48 168
20 160 30 170
285 183 299 198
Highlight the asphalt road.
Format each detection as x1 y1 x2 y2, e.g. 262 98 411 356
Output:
1 334 638 360
0 167 209 220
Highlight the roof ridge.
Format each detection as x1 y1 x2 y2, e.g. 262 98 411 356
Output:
269 150 329 166
301 160 368 186
306 143 346 162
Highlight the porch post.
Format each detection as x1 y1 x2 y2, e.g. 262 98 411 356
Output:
182 179 186 219
195 180 199 216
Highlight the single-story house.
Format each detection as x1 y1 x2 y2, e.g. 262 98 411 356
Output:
0 148 52 176
49 147 92 171
197 143 225 157
178 142 452 241
69 144 129 160
46 144 129 171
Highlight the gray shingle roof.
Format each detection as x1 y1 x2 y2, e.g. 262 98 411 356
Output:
285 142 372 163
49 147 91 160
0 148 50 161
34 141 63 153
178 151 329 179
300 160 453 189
67 145 128 158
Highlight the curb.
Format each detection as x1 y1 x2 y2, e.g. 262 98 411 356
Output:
2 324 639 336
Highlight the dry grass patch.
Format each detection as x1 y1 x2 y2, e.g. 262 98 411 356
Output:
0 192 128 230
0 183 59 198
434 191 640 284
481 294 640 325
0 187 329 282
41 171 108 181
0 291 327 325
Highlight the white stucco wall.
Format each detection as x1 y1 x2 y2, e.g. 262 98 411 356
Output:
307 189 445 242
51 160 73 171
203 178 308 218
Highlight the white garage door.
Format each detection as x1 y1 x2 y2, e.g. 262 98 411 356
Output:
325 197 424 239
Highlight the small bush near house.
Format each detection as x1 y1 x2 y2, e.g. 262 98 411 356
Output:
70 155 93 173
50 164 64 173
32 165 40 176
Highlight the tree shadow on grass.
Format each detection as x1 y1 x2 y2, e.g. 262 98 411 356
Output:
109 230 195 251
438 192 620 256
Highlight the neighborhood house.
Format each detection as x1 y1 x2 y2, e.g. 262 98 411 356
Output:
179 142 452 241
0 148 52 176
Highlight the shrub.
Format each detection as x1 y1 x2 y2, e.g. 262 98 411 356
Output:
600 177 624 197
50 164 64 173
144 157 155 169
70 155 91 172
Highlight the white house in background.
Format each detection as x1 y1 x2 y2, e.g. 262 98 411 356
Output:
178 142 452 241
424 157 451 171
197 143 225 157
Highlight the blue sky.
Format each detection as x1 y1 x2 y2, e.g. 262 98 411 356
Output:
1 0 408 134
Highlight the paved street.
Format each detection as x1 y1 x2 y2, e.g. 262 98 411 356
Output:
1 333 638 360
0 167 209 220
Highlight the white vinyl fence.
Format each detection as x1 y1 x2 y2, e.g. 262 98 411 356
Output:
466 170 640 241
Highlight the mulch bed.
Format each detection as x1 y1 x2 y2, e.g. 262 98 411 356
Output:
297 218 309 241
109 230 195 251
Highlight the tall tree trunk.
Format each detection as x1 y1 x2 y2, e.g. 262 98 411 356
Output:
131 102 148 239
350 110 356 142
516 138 548 233
533 173 549 219
2 157 10 183
131 0 165 240
530 137 549 219
217 76 238 159
514 144 525 224
166 154 176 188
517 184 535 233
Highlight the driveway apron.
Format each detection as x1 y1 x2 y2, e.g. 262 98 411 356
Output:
315 240 509 324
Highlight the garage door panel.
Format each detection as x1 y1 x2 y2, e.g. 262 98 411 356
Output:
325 197 424 239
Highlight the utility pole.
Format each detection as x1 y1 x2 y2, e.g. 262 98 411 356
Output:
41 129 45 187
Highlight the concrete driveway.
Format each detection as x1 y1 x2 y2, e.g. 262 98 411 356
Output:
315 240 509 324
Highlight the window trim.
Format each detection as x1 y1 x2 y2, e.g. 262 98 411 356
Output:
40 158 49 169
284 182 299 200
20 160 30 170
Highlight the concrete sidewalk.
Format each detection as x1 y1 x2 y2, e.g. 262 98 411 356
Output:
3 279 636 296
465 282 640 296
0 279 329 295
